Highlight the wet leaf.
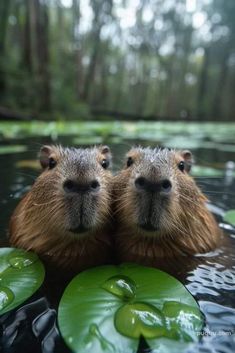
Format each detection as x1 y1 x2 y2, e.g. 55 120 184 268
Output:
0 145 27 154
16 159 41 170
223 210 235 226
73 136 103 145
0 121 235 143
0 248 45 315
58 263 203 353
191 165 223 177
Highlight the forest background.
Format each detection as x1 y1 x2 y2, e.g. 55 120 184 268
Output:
0 0 234 121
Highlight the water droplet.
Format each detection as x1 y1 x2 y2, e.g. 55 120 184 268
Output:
163 301 203 341
0 286 14 312
115 302 166 338
8 251 38 269
102 275 136 300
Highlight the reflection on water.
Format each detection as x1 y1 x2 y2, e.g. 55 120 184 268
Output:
0 135 235 353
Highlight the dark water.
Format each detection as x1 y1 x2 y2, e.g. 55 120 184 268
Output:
1 136 235 353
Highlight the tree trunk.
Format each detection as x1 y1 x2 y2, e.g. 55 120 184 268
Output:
72 0 83 99
196 46 210 120
81 26 101 102
23 0 32 72
212 43 231 120
33 0 51 111
0 0 11 101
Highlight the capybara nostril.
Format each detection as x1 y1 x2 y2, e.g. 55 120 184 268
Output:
63 179 76 193
135 177 147 190
161 179 172 193
90 180 100 191
63 179 80 193
63 179 100 193
135 176 172 193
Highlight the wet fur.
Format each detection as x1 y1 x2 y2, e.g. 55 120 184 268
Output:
113 147 222 267
9 145 114 273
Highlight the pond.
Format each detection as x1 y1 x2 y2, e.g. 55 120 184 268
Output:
0 121 235 353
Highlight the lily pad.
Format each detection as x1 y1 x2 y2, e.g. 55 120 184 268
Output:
58 263 203 353
0 248 45 315
73 136 103 145
191 165 223 177
0 145 27 155
223 210 235 226
16 159 41 170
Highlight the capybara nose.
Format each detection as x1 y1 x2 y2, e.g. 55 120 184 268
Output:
63 179 100 193
135 177 172 193
161 179 172 193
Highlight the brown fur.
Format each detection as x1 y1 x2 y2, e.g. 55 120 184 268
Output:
113 147 222 268
9 145 114 274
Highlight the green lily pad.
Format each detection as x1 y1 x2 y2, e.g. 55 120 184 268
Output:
0 248 45 315
191 165 223 177
223 210 235 226
16 159 41 170
0 145 27 154
73 136 103 145
58 263 203 353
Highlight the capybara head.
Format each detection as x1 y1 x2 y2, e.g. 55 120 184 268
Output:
114 147 197 236
114 147 218 253
10 145 113 253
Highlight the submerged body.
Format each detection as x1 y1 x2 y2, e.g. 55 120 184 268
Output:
9 145 113 273
113 147 222 268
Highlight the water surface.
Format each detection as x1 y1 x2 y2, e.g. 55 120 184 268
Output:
0 121 235 353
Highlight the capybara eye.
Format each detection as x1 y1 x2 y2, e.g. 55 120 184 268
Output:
178 161 185 172
101 159 109 169
48 157 57 169
127 157 133 167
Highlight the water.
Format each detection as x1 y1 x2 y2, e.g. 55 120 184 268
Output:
102 275 137 300
0 129 235 353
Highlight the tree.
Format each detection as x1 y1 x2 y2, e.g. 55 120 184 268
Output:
0 0 11 102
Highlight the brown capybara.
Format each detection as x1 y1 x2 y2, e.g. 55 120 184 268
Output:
9 145 114 274
113 147 222 269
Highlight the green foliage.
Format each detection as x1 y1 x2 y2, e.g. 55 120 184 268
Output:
58 263 203 353
223 210 235 226
0 145 27 154
0 248 45 315
0 0 235 120
0 120 234 176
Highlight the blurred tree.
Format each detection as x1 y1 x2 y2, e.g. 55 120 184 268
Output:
211 0 235 120
0 0 11 101
0 0 234 120
34 0 51 111
81 0 113 102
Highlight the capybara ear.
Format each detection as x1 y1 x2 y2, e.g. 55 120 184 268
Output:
100 145 112 160
181 150 193 173
100 145 110 155
39 145 53 169
99 145 112 169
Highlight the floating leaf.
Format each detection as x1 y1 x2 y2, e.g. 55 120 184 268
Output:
223 210 235 226
73 136 103 145
191 165 223 177
58 263 203 353
0 248 45 315
16 159 41 170
0 145 27 155
1 121 235 143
